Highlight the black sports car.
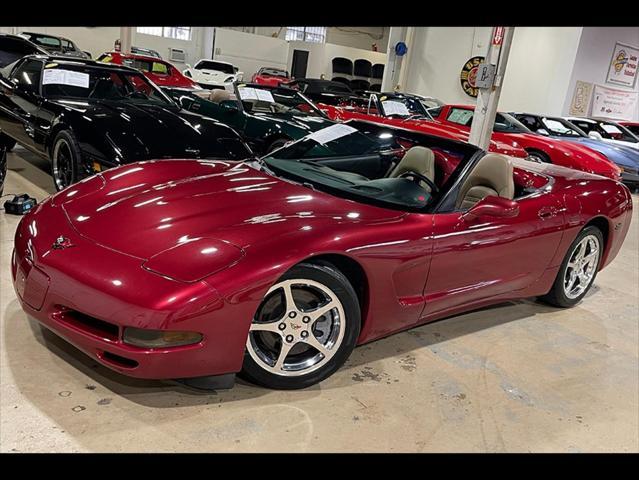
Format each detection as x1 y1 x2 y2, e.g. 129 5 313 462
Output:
286 78 362 106
0 55 253 190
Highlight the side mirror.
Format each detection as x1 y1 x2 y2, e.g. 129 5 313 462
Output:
589 131 603 140
220 100 239 113
462 195 519 222
536 128 550 136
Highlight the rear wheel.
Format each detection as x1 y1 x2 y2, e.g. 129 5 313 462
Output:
540 226 603 308
241 262 361 389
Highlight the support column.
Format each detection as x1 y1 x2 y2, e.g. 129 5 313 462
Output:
468 27 515 151
119 26 133 54
381 27 408 92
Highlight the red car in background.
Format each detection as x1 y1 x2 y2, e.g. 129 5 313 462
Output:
431 104 621 180
97 52 197 89
618 121 639 137
321 93 529 159
251 67 290 87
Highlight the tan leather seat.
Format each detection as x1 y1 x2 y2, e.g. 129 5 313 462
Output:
388 146 436 182
456 153 514 210
209 89 235 103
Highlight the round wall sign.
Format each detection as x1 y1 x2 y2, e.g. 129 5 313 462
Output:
395 42 408 57
460 56 484 98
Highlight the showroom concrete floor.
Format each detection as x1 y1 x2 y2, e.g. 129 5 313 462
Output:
1 147 638 453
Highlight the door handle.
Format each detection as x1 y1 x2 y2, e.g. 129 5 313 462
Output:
538 207 557 219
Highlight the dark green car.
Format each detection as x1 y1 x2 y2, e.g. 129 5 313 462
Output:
165 83 336 155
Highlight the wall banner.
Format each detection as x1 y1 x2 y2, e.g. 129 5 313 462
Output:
606 42 639 89
569 80 593 116
592 84 638 121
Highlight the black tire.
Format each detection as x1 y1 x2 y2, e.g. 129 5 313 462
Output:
539 225 604 308
526 149 551 164
0 132 16 152
265 138 289 154
50 130 84 191
240 261 361 389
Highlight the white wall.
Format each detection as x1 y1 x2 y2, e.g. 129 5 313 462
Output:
213 28 290 79
403 27 584 116
562 27 639 121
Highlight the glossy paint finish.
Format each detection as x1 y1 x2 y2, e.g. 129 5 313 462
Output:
12 147 633 381
0 55 252 182
321 103 529 159
166 86 335 155
432 105 622 180
98 52 198 89
251 69 290 87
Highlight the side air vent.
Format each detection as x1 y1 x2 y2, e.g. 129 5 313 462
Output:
168 47 187 63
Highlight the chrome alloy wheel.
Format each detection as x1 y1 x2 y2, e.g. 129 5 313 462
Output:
563 234 600 299
247 279 346 376
52 139 74 190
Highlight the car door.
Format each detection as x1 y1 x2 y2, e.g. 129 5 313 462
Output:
0 58 43 152
422 186 565 317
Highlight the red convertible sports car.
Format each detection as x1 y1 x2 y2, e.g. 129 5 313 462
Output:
430 104 621 180
320 93 530 159
97 51 198 89
251 67 290 87
12 120 633 390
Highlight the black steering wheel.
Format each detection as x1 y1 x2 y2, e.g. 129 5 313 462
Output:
399 170 439 194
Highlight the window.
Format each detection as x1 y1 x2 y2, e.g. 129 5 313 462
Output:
286 27 326 43
12 59 42 92
136 27 192 41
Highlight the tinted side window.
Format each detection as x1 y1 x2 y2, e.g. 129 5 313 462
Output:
11 59 42 92
517 115 539 130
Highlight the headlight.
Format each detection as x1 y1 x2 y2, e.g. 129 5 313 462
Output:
123 327 203 348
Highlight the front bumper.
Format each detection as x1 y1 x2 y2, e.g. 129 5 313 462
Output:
11 202 252 381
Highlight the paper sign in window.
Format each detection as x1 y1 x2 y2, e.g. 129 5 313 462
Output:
42 69 90 88
382 100 410 116
306 123 358 145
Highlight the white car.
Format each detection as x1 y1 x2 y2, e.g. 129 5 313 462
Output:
183 60 243 90
564 117 639 150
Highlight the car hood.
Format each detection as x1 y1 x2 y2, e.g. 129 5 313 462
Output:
53 100 236 160
560 137 639 168
60 159 401 261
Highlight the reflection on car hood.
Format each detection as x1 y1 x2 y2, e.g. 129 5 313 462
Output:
61 160 401 260
250 111 333 133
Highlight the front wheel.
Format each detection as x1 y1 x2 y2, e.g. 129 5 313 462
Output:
241 262 361 389
51 130 83 191
540 225 603 308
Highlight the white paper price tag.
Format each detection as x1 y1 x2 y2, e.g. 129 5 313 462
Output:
382 100 410 116
43 69 90 88
306 123 358 145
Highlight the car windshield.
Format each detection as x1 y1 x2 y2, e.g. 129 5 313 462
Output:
260 68 288 77
41 63 174 106
597 121 638 143
196 61 234 73
237 85 325 117
23 34 62 50
540 117 585 137
446 108 530 133
262 120 477 211
378 94 436 118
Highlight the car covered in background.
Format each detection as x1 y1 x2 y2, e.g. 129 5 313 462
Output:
167 83 335 155
563 117 639 150
97 51 197 89
12 120 633 390
0 55 252 190
513 112 639 187
183 60 243 90
321 92 529 159
429 104 621 180
19 32 90 59
286 78 361 106
251 67 290 87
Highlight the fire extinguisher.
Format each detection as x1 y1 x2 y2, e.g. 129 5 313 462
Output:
114 39 121 52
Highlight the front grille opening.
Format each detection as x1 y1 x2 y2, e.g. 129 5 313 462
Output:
101 351 139 369
55 307 119 342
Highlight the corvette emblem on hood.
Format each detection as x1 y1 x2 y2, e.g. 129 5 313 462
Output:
52 236 74 250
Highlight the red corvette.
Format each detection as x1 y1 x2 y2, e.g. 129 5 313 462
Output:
431 104 621 180
12 121 632 390
97 52 198 89
321 93 529 159
251 67 290 87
